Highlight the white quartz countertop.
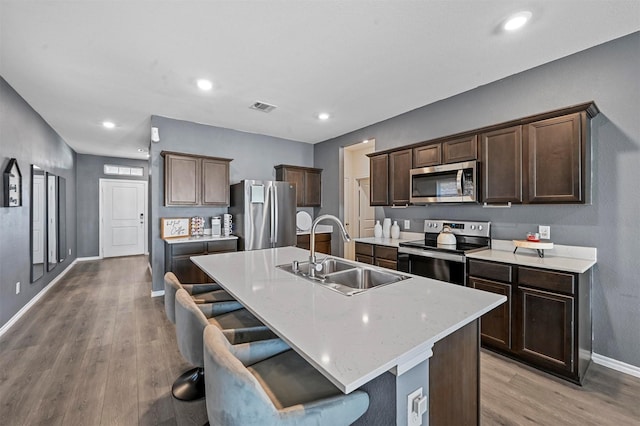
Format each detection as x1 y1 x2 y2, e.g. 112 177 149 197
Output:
164 235 238 245
296 224 333 235
466 240 597 273
191 247 505 393
354 232 423 248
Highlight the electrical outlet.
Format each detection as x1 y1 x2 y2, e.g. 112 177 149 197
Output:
404 220 411 230
539 225 551 240
16 282 20 295
407 387 424 426
69 248 72 255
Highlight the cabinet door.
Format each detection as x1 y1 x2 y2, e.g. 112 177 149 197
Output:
413 144 441 167
375 258 397 270
165 154 201 206
524 113 584 203
202 158 230 206
480 126 523 203
389 149 412 205
516 286 574 373
355 254 374 265
304 169 322 207
369 154 389 206
443 135 477 164
172 256 208 283
468 277 512 351
284 168 306 206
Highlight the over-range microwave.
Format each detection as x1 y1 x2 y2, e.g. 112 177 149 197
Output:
410 160 478 204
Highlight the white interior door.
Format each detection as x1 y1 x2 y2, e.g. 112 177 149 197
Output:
32 174 45 264
101 179 147 258
358 178 375 237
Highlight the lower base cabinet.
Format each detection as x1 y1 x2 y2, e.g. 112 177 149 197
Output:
355 242 398 270
296 232 331 255
468 259 591 384
165 239 238 283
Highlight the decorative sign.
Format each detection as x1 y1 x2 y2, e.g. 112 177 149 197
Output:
161 217 190 239
3 158 22 207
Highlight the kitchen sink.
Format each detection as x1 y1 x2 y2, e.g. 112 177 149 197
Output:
276 256 410 296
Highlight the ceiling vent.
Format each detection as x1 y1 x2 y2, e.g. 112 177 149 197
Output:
250 101 277 113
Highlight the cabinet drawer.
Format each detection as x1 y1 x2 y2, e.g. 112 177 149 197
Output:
375 246 398 261
172 242 206 256
468 259 513 283
518 267 575 295
376 258 397 270
355 242 374 257
207 239 237 253
356 254 374 265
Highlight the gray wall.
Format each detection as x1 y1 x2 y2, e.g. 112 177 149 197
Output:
0 76 77 328
314 33 640 367
148 115 313 292
76 154 148 257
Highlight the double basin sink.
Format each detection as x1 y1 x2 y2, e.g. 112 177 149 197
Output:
277 257 410 296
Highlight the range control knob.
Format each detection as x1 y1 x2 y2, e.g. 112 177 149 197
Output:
470 225 476 230
478 225 483 231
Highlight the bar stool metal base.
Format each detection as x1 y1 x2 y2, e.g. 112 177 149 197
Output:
172 367 205 401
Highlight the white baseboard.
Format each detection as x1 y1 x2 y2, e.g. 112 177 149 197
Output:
0 259 78 338
592 353 640 378
147 262 152 275
76 256 101 262
151 289 165 298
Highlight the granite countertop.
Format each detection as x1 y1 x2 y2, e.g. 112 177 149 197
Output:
296 224 333 235
191 247 505 393
354 232 423 248
163 235 238 245
466 239 597 273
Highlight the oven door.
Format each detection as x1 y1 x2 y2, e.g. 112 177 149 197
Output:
398 248 466 285
410 160 477 204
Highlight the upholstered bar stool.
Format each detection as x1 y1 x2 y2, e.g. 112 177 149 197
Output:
164 272 241 324
174 288 277 401
203 324 370 426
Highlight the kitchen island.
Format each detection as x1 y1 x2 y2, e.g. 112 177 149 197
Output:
191 247 505 425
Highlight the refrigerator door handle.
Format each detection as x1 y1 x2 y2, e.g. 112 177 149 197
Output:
273 184 279 246
269 185 275 246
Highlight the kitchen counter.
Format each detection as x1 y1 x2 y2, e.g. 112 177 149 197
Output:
353 232 423 248
191 246 505 394
163 235 238 245
296 224 333 235
467 239 596 273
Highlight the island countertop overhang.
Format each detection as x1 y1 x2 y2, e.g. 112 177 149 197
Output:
191 246 505 393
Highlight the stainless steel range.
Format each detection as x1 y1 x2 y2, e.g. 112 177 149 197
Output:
398 220 491 285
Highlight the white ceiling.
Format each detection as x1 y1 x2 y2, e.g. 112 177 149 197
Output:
1 1 639 160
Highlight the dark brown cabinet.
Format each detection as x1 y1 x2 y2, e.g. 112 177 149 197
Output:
524 112 586 203
368 149 412 207
296 232 331 255
413 135 477 168
355 242 397 270
480 125 523 204
467 259 591 384
165 239 238 283
413 143 441 167
275 165 322 207
162 151 231 206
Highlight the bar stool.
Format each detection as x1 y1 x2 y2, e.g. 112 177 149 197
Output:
174 289 277 401
203 324 370 425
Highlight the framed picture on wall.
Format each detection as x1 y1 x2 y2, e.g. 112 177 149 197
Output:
161 217 190 239
3 158 22 207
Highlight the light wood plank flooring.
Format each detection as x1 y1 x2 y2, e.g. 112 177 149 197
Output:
1 256 638 425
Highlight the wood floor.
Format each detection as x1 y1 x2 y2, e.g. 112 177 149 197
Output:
1 256 638 425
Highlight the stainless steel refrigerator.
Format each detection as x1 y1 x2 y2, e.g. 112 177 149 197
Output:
229 180 297 251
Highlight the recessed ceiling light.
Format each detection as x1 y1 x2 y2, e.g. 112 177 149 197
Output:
504 11 532 31
102 121 115 129
196 79 213 91
318 112 330 120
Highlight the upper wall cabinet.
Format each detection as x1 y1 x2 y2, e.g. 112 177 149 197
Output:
369 154 389 206
368 149 412 206
275 164 322 207
480 126 523 204
413 135 477 168
162 151 232 207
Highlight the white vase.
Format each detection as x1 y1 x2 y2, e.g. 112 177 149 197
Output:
382 218 391 238
391 221 400 239
373 220 383 238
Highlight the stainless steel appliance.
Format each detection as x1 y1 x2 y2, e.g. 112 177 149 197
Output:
410 160 478 204
398 220 490 285
229 180 297 251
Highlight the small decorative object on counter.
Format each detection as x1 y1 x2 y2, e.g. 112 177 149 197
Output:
382 218 391 238
374 220 382 238
223 213 233 236
211 216 222 237
391 221 400 239
526 232 540 242
190 216 205 236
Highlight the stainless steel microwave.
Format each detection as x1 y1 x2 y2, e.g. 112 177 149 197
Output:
410 160 478 204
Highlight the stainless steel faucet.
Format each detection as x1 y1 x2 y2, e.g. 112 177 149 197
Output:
308 214 351 277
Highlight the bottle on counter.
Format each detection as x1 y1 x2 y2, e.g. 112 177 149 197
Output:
391 221 400 239
374 220 383 238
382 218 391 238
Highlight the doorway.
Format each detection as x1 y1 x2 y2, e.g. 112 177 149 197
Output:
99 179 148 258
343 140 375 260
